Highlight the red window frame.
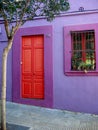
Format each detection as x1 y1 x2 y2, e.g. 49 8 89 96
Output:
64 24 98 76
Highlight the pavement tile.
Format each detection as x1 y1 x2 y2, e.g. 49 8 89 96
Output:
7 123 30 130
5 102 98 130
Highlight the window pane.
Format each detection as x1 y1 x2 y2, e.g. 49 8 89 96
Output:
86 52 96 70
71 30 96 71
85 31 95 50
72 33 82 50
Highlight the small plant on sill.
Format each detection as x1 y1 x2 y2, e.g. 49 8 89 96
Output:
71 55 82 70
78 62 89 73
78 61 95 73
71 52 95 72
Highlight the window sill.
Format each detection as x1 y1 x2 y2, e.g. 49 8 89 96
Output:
65 71 98 76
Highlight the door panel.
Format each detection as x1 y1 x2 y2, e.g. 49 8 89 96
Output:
23 49 32 72
34 49 44 72
22 35 44 99
33 80 44 98
22 82 32 98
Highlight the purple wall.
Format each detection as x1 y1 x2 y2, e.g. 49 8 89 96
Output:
0 24 12 101
12 26 53 108
0 0 98 114
68 0 98 12
20 0 98 114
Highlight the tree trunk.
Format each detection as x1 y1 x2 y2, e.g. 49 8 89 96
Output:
1 39 13 130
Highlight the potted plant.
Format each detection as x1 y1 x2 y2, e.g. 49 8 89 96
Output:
71 54 82 70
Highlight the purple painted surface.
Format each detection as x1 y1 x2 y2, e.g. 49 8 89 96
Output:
12 0 98 114
68 0 98 12
0 24 12 101
12 26 53 108
64 23 98 76
0 0 98 114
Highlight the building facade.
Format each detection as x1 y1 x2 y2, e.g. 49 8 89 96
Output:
0 0 98 114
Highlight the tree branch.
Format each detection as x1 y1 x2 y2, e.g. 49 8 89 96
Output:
0 3 11 38
18 0 30 25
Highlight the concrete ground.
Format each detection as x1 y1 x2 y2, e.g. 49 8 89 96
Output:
5 102 98 130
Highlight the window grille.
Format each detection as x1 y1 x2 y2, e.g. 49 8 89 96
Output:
71 30 96 71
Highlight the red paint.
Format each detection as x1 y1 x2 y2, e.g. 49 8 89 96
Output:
21 35 44 99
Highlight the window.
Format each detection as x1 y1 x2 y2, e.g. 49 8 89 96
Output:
64 24 98 76
71 30 96 72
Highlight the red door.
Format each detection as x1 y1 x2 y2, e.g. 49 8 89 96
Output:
21 35 44 99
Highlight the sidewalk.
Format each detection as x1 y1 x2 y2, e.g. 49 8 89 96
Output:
6 102 98 130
